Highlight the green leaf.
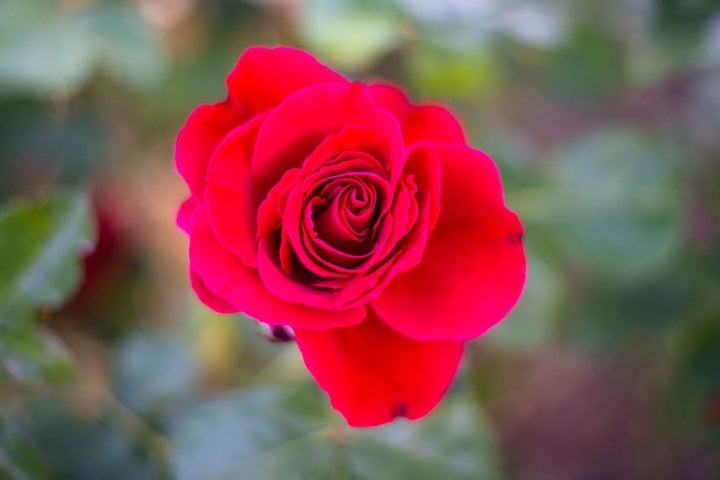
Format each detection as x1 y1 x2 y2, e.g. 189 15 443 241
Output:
16 399 168 480
113 330 199 416
0 192 96 328
666 305 720 439
79 5 166 90
349 398 502 480
0 15 96 96
170 386 502 480
409 46 499 99
0 413 50 480
0 2 165 96
0 328 75 383
525 128 682 281
300 0 402 70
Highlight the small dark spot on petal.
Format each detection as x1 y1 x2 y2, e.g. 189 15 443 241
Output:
508 232 524 246
391 403 408 418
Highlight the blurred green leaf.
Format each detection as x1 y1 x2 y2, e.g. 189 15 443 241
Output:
19 399 168 480
560 264 698 346
113 330 199 416
0 15 95 96
667 301 720 440
0 328 75 383
171 387 501 480
351 397 502 480
0 101 108 196
0 413 50 480
79 5 166 90
540 29 622 101
409 46 499 99
0 2 164 97
300 0 402 70
0 192 96 327
170 388 326 480
0 0 53 41
526 128 681 280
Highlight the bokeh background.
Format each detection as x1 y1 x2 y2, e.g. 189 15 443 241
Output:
1 0 720 479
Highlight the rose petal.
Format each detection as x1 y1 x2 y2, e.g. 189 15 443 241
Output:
190 209 366 329
226 46 347 115
252 83 404 191
295 309 463 427
190 270 236 314
176 197 197 234
372 144 526 341
372 144 440 273
204 114 268 267
175 100 246 198
369 83 465 146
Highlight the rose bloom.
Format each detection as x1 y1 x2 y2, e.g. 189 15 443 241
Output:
176 46 525 427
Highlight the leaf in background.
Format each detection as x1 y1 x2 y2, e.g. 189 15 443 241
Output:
533 128 681 281
0 192 96 328
17 399 168 480
170 388 327 480
0 327 75 383
349 397 502 480
79 4 166 90
170 387 502 480
113 329 199 416
408 45 499 99
300 0 402 71
0 413 50 480
0 0 52 40
0 2 165 97
0 15 95 96
540 29 622 102
667 305 720 437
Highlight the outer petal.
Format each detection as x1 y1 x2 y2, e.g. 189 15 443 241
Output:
189 209 365 329
175 100 246 198
295 310 463 427
204 113 268 267
190 270 236 314
226 46 347 116
368 83 465 146
176 197 197 234
252 82 404 191
372 144 526 341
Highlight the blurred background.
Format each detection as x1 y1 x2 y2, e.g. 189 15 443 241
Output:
1 0 719 478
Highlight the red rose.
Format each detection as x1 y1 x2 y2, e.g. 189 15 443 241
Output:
176 46 525 426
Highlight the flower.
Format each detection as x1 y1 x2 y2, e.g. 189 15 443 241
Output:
176 46 526 427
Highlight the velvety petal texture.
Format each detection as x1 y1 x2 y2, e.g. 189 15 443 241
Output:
227 46 347 115
368 83 466 146
175 45 526 427
295 310 463 427
373 145 526 341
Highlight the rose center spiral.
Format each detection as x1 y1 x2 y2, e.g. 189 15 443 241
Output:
309 175 380 254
